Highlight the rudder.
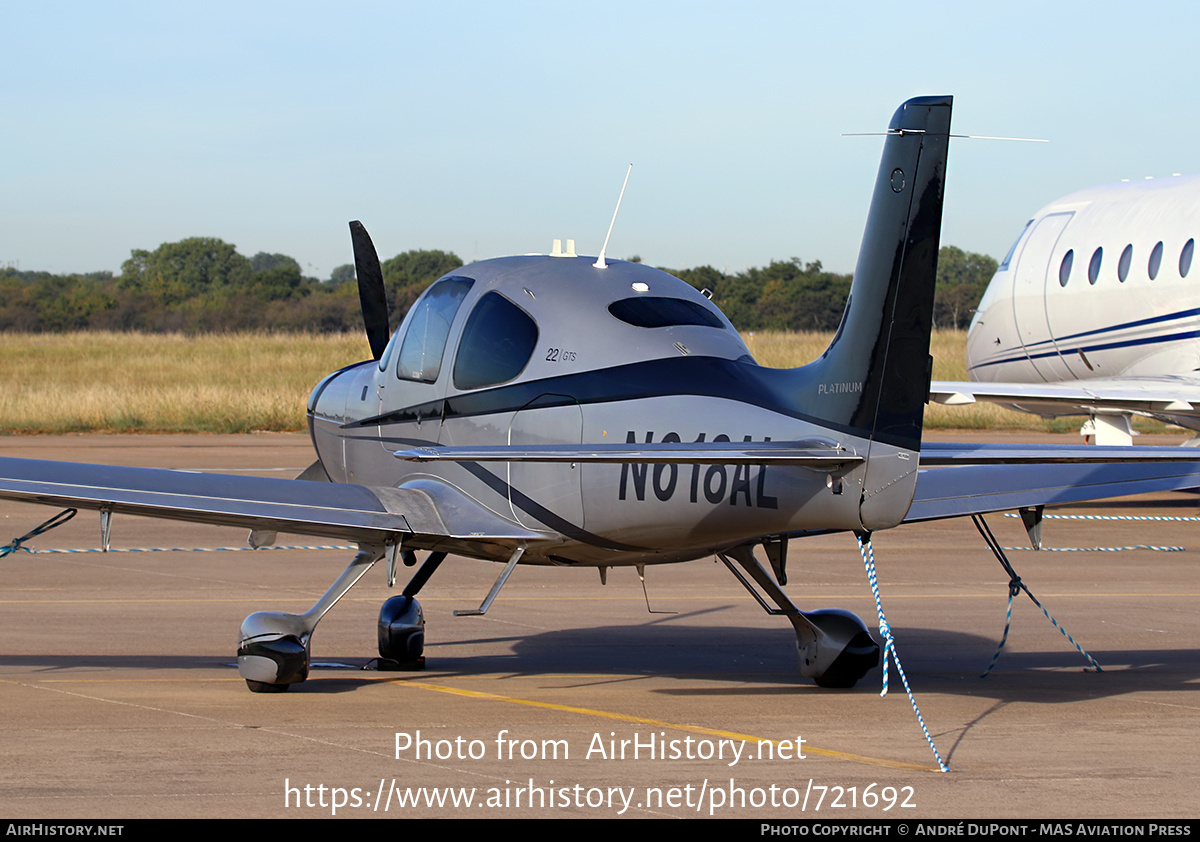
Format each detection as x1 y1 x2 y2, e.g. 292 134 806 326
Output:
799 95 952 453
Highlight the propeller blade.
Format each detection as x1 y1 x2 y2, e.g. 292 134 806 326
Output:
350 220 390 360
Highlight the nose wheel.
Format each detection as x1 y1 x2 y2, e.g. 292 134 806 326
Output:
377 594 426 670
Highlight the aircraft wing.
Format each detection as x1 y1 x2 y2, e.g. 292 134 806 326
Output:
5 443 1200 547
0 456 545 544
929 376 1200 420
907 442 1200 521
396 441 864 467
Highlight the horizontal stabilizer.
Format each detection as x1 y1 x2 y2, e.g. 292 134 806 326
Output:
908 454 1200 522
920 441 1200 465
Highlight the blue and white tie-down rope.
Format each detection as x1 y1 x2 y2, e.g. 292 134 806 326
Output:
972 514 1103 678
856 532 949 773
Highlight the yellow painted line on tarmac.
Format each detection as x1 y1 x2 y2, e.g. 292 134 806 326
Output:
0 676 248 685
389 678 937 773
1 672 935 771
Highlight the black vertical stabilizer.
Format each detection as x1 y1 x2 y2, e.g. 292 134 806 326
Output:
797 96 951 452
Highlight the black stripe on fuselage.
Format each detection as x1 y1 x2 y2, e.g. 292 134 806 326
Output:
346 355 912 450
457 461 652 553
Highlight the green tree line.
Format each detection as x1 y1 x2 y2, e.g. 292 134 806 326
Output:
0 238 995 334
672 245 996 332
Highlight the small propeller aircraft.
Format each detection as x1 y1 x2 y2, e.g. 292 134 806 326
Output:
5 95 1200 693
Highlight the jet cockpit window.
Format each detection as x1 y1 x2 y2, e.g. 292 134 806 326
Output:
395 276 474 383
453 292 539 390
607 297 724 329
1180 238 1195 278
1058 250 1073 287
998 220 1033 271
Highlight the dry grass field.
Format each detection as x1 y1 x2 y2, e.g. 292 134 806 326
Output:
0 329 1153 435
0 332 368 433
744 329 1084 432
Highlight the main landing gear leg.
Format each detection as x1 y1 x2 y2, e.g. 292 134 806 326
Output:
237 544 385 693
719 544 879 688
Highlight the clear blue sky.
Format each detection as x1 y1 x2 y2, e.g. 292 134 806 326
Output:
4 1 1197 278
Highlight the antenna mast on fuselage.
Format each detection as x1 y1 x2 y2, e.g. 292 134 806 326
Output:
594 163 633 269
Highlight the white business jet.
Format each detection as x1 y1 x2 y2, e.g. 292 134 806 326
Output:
932 173 1200 445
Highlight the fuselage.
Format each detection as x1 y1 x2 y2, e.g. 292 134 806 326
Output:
307 255 892 567
967 174 1200 386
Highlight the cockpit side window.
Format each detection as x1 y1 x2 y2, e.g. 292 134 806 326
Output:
453 292 539 390
395 276 474 383
607 296 725 328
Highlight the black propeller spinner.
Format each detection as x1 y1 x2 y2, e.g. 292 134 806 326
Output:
350 221 390 361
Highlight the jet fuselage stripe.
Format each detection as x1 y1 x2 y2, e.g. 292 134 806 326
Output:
1037 305 1200 348
970 325 1200 373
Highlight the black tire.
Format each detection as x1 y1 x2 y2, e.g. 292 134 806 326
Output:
245 679 289 693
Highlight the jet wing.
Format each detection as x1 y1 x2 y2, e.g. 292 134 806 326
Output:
907 442 1200 521
929 376 1200 419
0 456 545 544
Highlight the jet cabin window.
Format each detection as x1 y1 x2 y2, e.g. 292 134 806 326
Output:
395 277 474 383
453 292 539 390
1118 244 1132 283
1181 238 1195 278
1087 247 1103 285
1149 241 1164 280
607 296 725 328
1058 250 1073 287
